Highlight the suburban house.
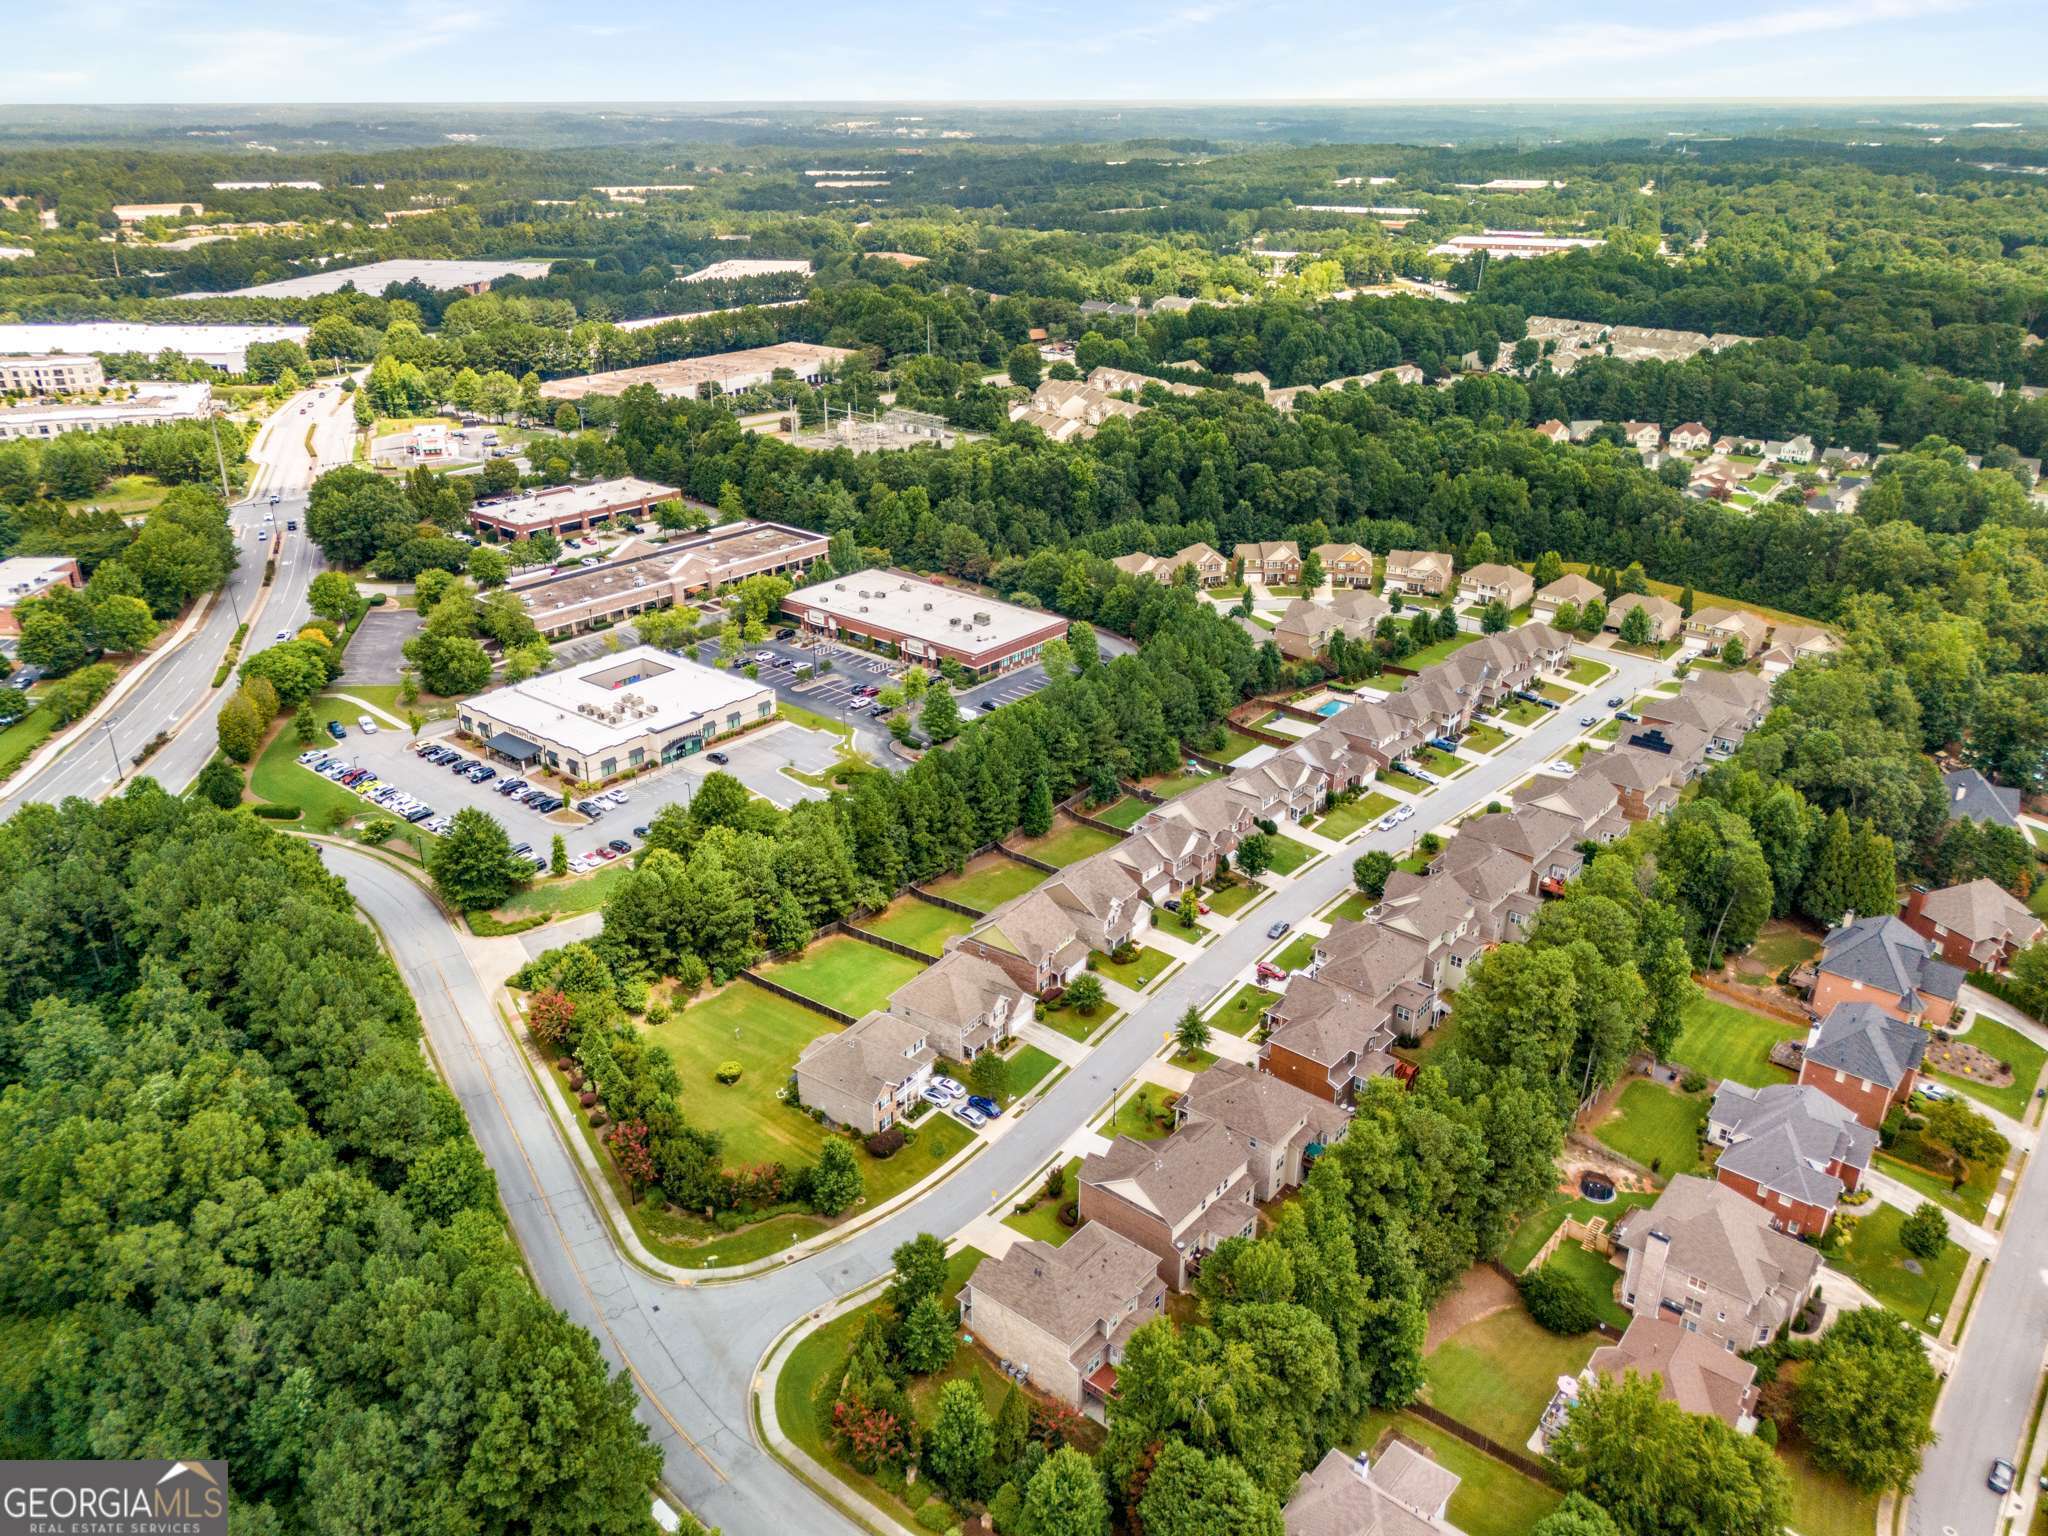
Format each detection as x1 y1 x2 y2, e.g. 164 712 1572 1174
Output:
956 1221 1165 1408
1384 549 1454 595
1619 421 1663 454
1641 669 1771 754
1942 767 2023 832
1457 562 1535 611
1176 1061 1350 1200
1603 591 1682 643
1582 724 1710 819
793 1011 935 1134
1534 419 1571 443
1237 540 1303 586
1273 598 1353 661
1809 915 1963 1030
953 855 1151 997
1258 970 1402 1102
1757 624 1839 676
1902 879 2045 973
1798 1000 1932 1127
1515 772 1632 851
1532 572 1604 620
1313 542 1376 587
1078 1121 1258 1289
887 948 1032 1062
1102 819 1214 905
1707 1082 1877 1236
1283 1444 1461 1536
1440 802 1591 893
1668 422 1712 453
1766 434 1817 465
1135 780 1255 869
1611 1176 1824 1351
1686 606 1770 656
1110 542 1229 587
1583 1315 1759 1433
1568 419 1605 442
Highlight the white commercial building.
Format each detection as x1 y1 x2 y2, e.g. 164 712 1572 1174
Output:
457 646 777 782
1429 230 1606 259
0 380 212 441
0 322 310 373
212 180 324 191
538 343 856 402
783 570 1068 678
0 355 105 394
677 259 813 283
190 258 553 300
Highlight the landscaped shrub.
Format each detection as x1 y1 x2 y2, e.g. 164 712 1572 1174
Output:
1680 1069 1708 1094
865 1128 906 1159
1520 1266 1599 1334
368 593 387 606
1058 1201 1078 1229
251 804 301 820
914 1499 955 1532
716 1060 743 1084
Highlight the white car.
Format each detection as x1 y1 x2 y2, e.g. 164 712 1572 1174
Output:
1392 804 1415 823
931 1076 965 1100
1916 1082 1955 1103
1541 759 1576 777
1376 812 1400 832
953 1104 988 1129
274 629 289 641
357 715 378 734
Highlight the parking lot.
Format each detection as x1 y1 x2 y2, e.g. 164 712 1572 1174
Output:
343 608 423 684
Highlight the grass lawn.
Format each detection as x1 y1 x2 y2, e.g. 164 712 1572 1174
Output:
1744 473 1781 494
1013 820 1121 868
1566 657 1613 685
1206 879 1262 916
1411 746 1466 778
1096 796 1153 830
1593 718 1622 742
1935 1013 2047 1120
1401 631 1481 670
1270 931 1321 972
1326 891 1372 922
1207 728 1265 763
1101 1080 1179 1140
1211 983 1280 1036
249 695 413 837
497 859 633 918
0 703 58 778
1668 993 1803 1088
1397 847 1437 875
1039 998 1116 1042
1829 1201 1967 1333
1311 792 1398 841
1460 722 1510 754
1093 945 1173 992
1424 1306 1598 1448
644 983 834 1167
1348 1412 1560 1536
1594 1079 1709 1177
922 853 1046 913
1500 697 1549 726
1264 833 1317 874
1876 1144 1995 1224
855 896 975 955
1736 923 1822 979
1543 1242 1631 1330
1780 1436 1883 1536
1393 1009 1464 1071
757 934 928 1018
1501 1188 1660 1272
1380 769 1431 794
1003 1157 1084 1247
1004 1044 1061 1102
1172 1045 1219 1071
1538 681 1575 703
70 471 170 516
1147 769 1223 798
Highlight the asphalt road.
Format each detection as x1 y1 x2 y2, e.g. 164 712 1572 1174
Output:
322 640 1668 1536
1 382 352 812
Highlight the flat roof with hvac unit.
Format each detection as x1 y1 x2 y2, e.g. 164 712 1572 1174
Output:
457 645 776 780
538 342 858 403
514 520 828 636
188 258 554 300
783 570 1067 676
468 476 679 537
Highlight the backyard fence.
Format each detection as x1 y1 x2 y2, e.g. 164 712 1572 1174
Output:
837 918 944 966
734 968 856 1027
1696 974 1811 1025
1404 1403 1558 1485
908 883 987 919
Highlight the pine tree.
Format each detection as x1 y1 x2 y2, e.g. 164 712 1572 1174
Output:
551 834 569 877
1678 585 1696 618
1847 824 1900 921
1021 771 1055 838
993 1382 1031 1475
898 1293 957 1375
1802 808 1856 926
293 700 319 745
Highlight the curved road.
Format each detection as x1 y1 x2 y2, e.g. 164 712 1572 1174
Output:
1 381 350 813
316 642 1672 1536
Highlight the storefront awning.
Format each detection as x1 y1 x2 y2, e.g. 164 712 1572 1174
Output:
485 731 542 763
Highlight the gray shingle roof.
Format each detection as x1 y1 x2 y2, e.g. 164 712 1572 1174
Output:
1817 916 1964 1009
1710 1082 1876 1207
1804 1001 1930 1090
1943 768 2023 830
963 1221 1160 1346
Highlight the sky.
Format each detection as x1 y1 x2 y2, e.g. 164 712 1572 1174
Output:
0 0 2042 104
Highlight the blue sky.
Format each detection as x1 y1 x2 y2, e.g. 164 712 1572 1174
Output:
1 0 2040 103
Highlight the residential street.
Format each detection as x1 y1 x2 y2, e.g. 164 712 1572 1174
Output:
322 641 1668 1536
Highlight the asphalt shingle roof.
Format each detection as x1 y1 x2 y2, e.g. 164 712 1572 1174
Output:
1804 1000 1931 1090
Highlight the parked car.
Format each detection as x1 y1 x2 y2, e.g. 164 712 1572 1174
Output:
966 1094 1002 1119
953 1104 988 1129
607 839 632 855
1267 920 1292 940
931 1076 965 1100
1579 715 1600 727
357 715 378 734
706 751 729 765
1917 1082 1955 1103
1606 696 1625 708
1990 1460 2016 1495
1376 813 1400 832
1542 759 1576 777
633 825 650 839
326 720 346 740
1392 804 1414 823
921 1084 953 1108
1255 961 1287 984
1615 709 1639 723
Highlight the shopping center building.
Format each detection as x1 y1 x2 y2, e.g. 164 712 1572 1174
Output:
782 570 1067 678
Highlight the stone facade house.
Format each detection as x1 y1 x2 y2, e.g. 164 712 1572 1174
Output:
1612 1176 1824 1352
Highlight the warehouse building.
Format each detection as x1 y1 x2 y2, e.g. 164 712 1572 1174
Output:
538 342 858 403
458 646 776 782
0 322 311 373
783 571 1067 678
677 258 814 283
468 476 680 540
514 521 828 637
0 380 212 441
190 257 554 300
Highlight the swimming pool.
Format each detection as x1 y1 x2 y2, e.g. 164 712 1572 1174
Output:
1315 701 1344 717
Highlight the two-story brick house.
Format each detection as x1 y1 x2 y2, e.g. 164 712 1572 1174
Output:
1809 914 1962 1029
1901 879 2045 974
1797 1001 1931 1129
1078 1121 1258 1289
1707 1082 1876 1236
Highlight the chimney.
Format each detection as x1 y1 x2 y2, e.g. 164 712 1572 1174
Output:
1634 1228 1673 1312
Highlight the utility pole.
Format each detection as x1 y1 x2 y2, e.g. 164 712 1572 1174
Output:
209 412 231 501
101 721 122 783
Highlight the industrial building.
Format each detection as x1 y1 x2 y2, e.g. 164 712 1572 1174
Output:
538 342 857 403
190 258 554 300
677 258 813 283
783 571 1068 678
0 380 213 441
1428 230 1607 259
513 521 828 637
457 646 776 782
0 322 311 373
468 477 681 541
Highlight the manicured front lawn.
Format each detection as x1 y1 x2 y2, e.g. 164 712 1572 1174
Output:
1012 819 1121 868
1039 997 1116 1042
1096 796 1153 830
1270 931 1321 972
1829 1201 1967 1333
1411 746 1465 777
1003 1157 1084 1247
856 896 975 955
1667 993 1803 1088
1348 1412 1560 1536
1876 1144 1995 1224
1401 631 1481 669
1780 1437 1883 1536
1424 1306 1598 1447
1538 681 1575 703
1311 792 1397 841
1460 722 1510 754
1205 879 1262 915
1594 1079 1710 1178
644 983 835 1167
922 852 1045 912
1211 983 1280 1036
1093 945 1173 992
1543 1241 1630 1330
497 859 633 918
1326 891 1372 922
1263 832 1317 874
1380 769 1431 794
1500 697 1550 726
1934 1013 2047 1120
1004 1044 1060 1101
1501 1188 1660 1272
1566 658 1613 685
757 933 929 1018
1101 1080 1180 1140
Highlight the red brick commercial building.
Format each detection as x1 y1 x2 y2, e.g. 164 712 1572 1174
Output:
469 477 680 541
782 570 1067 678
0 556 82 636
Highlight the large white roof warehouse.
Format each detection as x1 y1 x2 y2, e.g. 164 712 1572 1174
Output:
188 258 554 300
457 646 776 780
0 322 310 372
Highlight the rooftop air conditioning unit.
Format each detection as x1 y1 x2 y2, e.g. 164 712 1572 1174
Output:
922 602 934 611
859 605 869 614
